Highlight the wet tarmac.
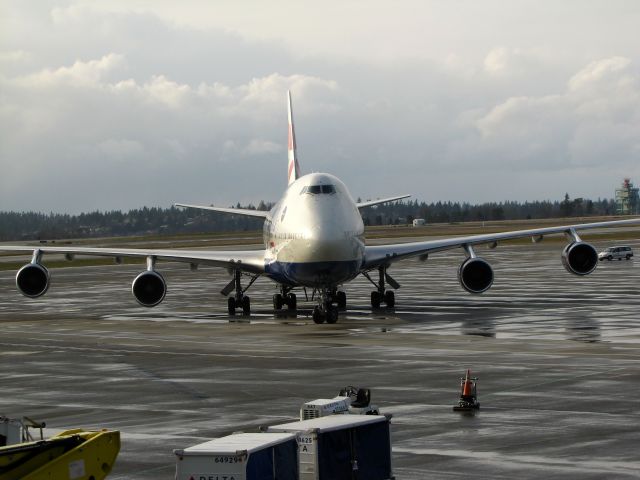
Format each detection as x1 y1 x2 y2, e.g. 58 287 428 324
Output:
1 240 640 479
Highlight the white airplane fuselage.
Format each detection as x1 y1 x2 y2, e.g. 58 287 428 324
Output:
263 172 365 287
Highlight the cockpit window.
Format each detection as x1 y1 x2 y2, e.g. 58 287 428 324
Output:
300 184 336 195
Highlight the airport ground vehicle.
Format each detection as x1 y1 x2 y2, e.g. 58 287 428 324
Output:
300 386 379 420
0 429 120 480
0 416 45 447
598 245 634 261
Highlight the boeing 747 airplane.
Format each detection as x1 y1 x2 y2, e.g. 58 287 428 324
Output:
3 92 640 323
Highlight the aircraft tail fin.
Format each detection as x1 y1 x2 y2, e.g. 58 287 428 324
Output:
287 90 301 185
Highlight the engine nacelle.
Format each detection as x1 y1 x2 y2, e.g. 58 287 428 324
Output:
458 257 494 294
132 270 166 307
562 242 598 276
16 263 51 298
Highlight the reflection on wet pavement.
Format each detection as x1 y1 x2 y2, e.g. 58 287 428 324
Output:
5 241 637 343
1 241 640 479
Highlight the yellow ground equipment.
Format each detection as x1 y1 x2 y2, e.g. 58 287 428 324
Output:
0 429 120 480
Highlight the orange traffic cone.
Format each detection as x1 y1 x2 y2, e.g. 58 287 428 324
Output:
461 369 473 397
453 369 480 411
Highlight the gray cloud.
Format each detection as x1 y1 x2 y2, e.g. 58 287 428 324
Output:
1 2 640 212
470 57 640 169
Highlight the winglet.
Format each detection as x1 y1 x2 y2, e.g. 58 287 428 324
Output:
287 90 301 185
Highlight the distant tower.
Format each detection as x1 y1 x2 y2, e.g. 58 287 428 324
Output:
615 178 640 215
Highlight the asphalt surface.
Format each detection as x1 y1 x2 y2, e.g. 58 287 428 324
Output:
1 240 640 479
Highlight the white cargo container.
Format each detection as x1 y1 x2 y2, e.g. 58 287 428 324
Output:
174 432 299 480
267 414 393 480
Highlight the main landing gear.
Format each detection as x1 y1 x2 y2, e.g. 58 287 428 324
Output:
223 269 259 316
312 288 347 324
362 265 399 309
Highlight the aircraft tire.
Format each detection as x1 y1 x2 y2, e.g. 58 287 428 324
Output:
337 291 347 310
326 307 338 324
228 297 236 315
287 293 297 310
384 290 395 308
273 293 283 310
312 306 324 324
371 291 381 309
242 296 251 316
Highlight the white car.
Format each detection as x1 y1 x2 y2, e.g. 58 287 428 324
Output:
598 246 634 261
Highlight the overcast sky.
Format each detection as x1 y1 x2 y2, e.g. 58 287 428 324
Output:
1 0 639 213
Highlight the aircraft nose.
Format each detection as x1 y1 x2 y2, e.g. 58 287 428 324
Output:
308 222 342 244
308 224 334 251
305 222 361 260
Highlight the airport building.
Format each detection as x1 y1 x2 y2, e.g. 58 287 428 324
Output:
615 178 640 215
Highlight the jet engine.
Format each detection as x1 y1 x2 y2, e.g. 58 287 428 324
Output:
561 242 598 276
132 270 166 307
458 257 494 294
16 263 50 298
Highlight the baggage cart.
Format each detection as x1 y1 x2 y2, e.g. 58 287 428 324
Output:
174 432 299 480
267 414 393 480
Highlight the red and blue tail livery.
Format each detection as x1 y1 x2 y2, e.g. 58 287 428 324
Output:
287 90 301 185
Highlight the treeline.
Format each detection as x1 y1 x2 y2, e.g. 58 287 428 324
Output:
0 202 271 241
360 194 617 226
0 195 618 241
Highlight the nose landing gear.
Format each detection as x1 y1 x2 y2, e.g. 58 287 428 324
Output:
273 286 297 316
312 288 343 324
312 304 338 324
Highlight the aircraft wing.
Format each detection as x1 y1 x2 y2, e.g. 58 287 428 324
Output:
356 195 411 209
175 203 269 218
363 217 640 269
0 245 266 273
